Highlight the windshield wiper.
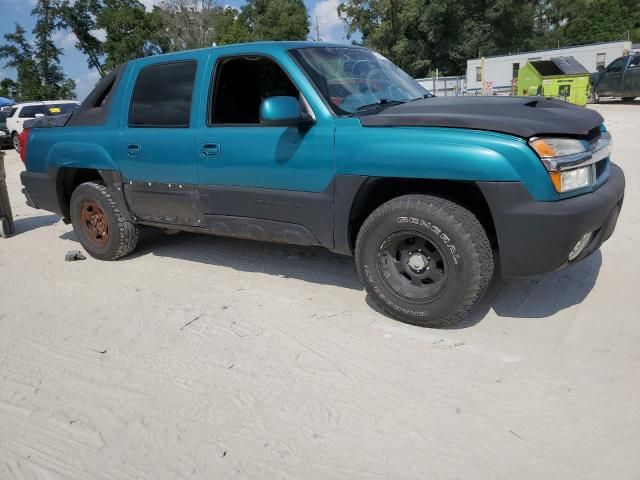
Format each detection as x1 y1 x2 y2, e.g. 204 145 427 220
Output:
354 98 406 115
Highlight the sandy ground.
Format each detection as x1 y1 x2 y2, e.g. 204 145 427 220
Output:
1 102 639 479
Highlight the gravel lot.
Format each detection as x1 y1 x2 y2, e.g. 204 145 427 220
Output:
1 102 639 479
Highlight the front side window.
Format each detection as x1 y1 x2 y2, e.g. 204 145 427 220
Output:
290 47 428 115
210 56 301 125
129 61 197 128
606 58 626 73
629 56 640 68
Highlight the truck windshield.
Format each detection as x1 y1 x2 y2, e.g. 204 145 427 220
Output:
290 47 430 115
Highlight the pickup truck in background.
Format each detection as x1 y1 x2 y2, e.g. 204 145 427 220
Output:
4 100 80 151
18 42 625 328
590 54 640 102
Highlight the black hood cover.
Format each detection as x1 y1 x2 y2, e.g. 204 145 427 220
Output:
359 96 603 138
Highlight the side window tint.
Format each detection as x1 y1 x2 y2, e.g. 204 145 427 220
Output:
210 56 301 124
129 61 197 128
629 57 640 69
607 59 625 73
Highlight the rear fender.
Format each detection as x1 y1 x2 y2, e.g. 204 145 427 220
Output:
46 142 118 171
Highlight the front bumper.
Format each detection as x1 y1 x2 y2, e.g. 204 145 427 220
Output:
478 163 625 277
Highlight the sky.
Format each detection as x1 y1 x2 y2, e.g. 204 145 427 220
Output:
0 0 350 100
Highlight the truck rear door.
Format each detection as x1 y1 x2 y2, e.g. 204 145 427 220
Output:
118 56 206 227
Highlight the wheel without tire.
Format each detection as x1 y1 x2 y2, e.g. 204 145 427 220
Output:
355 194 494 328
70 182 139 260
12 133 20 152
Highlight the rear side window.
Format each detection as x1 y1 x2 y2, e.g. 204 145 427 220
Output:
19 105 47 118
129 61 197 128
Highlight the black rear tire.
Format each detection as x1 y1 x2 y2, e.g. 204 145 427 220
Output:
355 194 494 328
12 133 20 152
70 182 138 260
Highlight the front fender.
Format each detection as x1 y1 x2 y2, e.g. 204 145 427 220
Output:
335 121 557 201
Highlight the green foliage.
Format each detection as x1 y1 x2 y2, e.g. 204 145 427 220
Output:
97 0 166 70
57 0 106 76
239 0 309 41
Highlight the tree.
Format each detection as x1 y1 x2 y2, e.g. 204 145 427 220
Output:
239 0 309 41
157 0 243 50
0 24 42 101
57 0 106 77
0 78 18 99
32 0 76 99
97 0 167 70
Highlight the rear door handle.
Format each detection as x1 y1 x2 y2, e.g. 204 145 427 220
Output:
127 144 141 156
201 143 220 157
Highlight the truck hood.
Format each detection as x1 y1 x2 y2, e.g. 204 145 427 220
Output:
359 96 603 138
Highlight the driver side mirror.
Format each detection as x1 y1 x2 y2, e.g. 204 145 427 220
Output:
259 96 312 127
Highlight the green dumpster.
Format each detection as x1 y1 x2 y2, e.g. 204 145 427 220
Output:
517 57 590 106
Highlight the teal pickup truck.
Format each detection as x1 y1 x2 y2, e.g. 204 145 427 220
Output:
19 42 625 328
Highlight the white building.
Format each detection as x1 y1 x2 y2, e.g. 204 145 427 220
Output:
466 40 633 95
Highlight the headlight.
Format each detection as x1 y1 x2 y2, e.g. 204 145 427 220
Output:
549 166 592 192
529 137 594 193
529 138 587 157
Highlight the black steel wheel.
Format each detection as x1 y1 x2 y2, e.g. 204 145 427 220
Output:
378 231 448 301
355 194 494 328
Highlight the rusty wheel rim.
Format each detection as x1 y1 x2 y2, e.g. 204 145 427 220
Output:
81 201 109 246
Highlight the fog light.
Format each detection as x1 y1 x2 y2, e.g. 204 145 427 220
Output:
568 233 592 261
549 166 592 193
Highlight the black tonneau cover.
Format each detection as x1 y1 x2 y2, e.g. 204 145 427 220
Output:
359 96 603 138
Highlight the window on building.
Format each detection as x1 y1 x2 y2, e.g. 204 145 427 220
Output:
596 53 606 71
209 56 300 125
512 63 520 79
129 61 197 128
476 66 482 82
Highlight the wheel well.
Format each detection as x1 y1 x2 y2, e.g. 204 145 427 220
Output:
347 178 497 252
58 167 103 218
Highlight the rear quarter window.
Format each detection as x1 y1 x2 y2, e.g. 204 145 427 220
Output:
128 61 197 128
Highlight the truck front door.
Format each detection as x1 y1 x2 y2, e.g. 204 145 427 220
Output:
194 54 336 248
598 57 628 96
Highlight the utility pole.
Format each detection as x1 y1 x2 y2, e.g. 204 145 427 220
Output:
314 16 321 42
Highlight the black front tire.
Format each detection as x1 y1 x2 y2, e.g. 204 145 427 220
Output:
70 182 139 260
588 86 600 104
355 195 494 328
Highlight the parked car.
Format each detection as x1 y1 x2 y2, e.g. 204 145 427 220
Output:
18 42 625 328
0 110 11 148
5 100 80 151
590 54 640 102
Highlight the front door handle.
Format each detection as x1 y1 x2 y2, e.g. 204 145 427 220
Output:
127 144 141 156
201 143 220 157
